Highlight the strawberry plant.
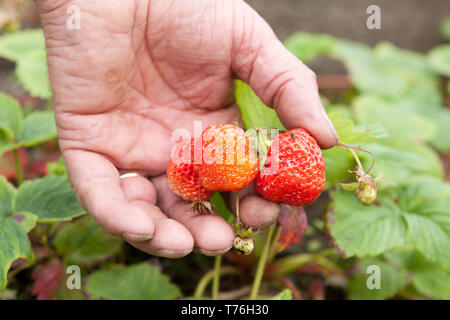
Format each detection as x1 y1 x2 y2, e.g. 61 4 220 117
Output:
0 12 449 301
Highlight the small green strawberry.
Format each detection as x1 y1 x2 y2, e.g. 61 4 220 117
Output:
356 178 377 205
356 175 377 206
339 143 378 206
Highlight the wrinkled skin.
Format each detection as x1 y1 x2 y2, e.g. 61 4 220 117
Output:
36 0 337 258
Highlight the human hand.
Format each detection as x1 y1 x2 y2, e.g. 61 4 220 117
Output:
36 0 337 258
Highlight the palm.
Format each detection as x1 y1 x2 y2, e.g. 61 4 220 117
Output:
51 0 238 175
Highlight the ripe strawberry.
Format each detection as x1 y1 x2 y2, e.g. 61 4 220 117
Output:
167 138 214 202
254 128 325 206
198 124 259 192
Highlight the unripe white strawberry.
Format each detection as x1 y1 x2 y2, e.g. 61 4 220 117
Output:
356 179 377 205
233 236 255 255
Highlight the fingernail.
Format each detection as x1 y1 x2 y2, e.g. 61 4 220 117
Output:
198 244 233 256
122 233 153 242
156 249 192 258
321 109 338 141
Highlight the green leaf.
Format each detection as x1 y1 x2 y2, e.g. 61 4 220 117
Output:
0 177 35 290
271 289 292 300
375 42 436 77
17 111 57 147
329 190 407 257
0 176 16 215
353 95 436 144
85 262 181 300
14 175 84 222
332 41 400 98
15 50 52 99
403 214 450 271
46 157 68 176
209 192 233 222
0 92 22 144
427 108 450 152
235 80 285 130
328 111 388 143
54 216 122 266
386 250 450 299
359 142 443 187
330 177 450 265
391 96 450 152
11 212 38 232
396 177 450 271
412 266 450 299
0 217 34 290
332 41 440 103
442 16 450 41
325 104 355 122
0 29 46 62
0 30 51 99
322 147 353 189
284 32 336 63
428 44 450 77
347 257 408 300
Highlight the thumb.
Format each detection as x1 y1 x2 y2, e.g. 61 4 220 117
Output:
231 2 338 149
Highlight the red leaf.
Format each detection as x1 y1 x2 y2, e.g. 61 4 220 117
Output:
27 152 60 176
33 245 51 261
308 279 325 300
277 205 307 251
31 261 64 300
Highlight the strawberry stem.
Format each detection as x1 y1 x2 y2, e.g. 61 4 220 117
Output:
337 142 375 173
193 266 241 298
250 225 275 299
349 147 363 170
235 191 240 226
13 149 23 185
211 255 222 300
267 225 282 263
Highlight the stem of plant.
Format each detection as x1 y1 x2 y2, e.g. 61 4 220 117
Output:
235 191 240 226
194 266 241 298
337 142 375 173
250 224 275 300
211 255 222 300
13 149 23 185
210 192 241 300
267 226 282 263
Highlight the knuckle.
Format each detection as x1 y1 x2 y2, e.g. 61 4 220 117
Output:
305 68 317 82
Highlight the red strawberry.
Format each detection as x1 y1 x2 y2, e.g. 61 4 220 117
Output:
167 138 214 202
254 128 325 206
198 124 259 192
